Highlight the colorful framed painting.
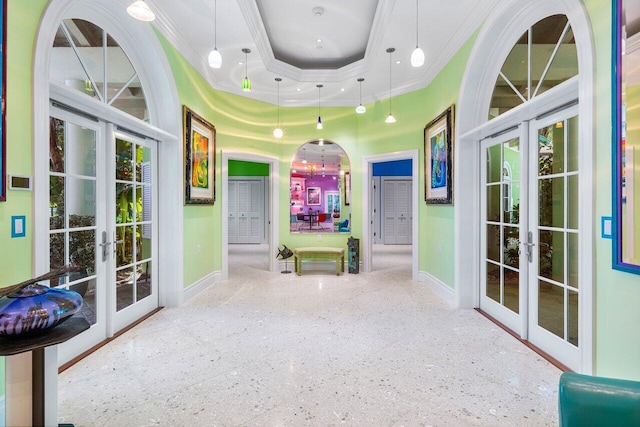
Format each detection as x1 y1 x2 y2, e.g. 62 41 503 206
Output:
424 105 454 205
307 187 321 205
183 106 216 204
0 0 6 202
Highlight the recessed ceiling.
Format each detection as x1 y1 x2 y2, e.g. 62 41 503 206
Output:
255 1 378 70
148 0 500 107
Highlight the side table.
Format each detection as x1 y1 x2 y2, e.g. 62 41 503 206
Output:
0 317 90 427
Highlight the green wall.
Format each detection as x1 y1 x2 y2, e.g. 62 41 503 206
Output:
589 0 640 380
229 160 269 177
0 0 50 408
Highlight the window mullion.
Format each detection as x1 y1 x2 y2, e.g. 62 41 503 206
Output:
533 22 572 99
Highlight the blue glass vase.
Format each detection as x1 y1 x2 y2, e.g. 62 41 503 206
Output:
0 284 83 337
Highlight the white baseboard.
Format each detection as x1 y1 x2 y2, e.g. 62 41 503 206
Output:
419 271 455 306
182 270 222 304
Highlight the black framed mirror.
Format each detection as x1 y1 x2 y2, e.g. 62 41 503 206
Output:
613 0 640 273
290 139 351 233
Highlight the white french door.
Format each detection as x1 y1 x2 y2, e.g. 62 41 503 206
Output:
480 104 580 370
49 107 158 365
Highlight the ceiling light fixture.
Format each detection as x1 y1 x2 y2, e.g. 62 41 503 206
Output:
273 78 283 139
355 78 366 114
127 0 155 22
316 84 323 129
411 0 425 67
208 0 222 68
241 48 251 92
385 48 396 124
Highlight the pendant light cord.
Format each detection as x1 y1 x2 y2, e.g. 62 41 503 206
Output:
214 0 217 49
415 0 419 48
389 51 392 114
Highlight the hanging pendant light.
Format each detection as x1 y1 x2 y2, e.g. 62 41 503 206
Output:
316 84 323 129
411 0 425 67
127 0 155 22
241 48 251 92
385 48 397 124
355 78 366 114
273 78 283 139
208 0 222 68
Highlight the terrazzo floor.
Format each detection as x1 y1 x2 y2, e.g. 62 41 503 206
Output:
58 244 561 426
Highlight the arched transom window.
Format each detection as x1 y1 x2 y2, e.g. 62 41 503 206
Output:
50 19 149 121
489 15 578 119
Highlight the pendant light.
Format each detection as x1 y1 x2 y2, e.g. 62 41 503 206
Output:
410 0 425 67
385 48 396 124
208 0 222 68
316 84 323 129
355 78 366 114
273 78 283 139
127 0 155 22
241 48 251 92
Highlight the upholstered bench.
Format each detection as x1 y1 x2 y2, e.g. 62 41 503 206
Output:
293 247 345 276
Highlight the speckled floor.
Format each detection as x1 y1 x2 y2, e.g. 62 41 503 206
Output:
58 244 561 426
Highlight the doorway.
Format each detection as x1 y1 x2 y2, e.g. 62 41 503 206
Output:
222 152 280 279
479 105 580 369
50 107 159 365
362 150 419 279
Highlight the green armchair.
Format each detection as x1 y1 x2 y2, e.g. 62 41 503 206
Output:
338 219 350 233
558 372 640 426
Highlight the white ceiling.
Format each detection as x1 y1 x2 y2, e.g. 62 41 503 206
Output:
145 0 499 107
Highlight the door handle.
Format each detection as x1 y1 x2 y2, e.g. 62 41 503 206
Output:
100 231 111 262
519 231 536 263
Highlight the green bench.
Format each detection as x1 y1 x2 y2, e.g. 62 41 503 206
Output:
293 247 345 276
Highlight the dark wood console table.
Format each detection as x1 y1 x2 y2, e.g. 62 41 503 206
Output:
0 317 90 427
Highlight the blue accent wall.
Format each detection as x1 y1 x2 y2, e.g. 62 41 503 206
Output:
373 159 412 176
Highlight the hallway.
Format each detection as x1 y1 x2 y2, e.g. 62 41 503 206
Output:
58 244 561 426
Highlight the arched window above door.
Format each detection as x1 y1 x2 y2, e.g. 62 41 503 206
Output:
489 14 578 120
50 19 149 121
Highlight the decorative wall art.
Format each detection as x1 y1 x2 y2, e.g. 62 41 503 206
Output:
183 106 215 204
307 187 321 205
424 105 454 204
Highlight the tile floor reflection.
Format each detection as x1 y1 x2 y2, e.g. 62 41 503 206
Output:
58 244 561 426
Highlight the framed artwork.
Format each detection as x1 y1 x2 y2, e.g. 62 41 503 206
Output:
424 105 454 205
344 172 351 206
307 187 321 205
183 105 215 205
0 0 6 202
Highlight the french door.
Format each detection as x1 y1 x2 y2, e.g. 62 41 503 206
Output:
480 104 580 370
49 107 158 365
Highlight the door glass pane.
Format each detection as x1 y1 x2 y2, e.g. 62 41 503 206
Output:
504 182 520 224
486 262 501 303
486 144 502 183
72 278 96 326
487 185 501 222
503 138 520 181
539 230 565 283
503 226 520 268
567 174 579 230
115 225 133 268
116 266 135 312
50 176 66 230
568 290 579 347
69 230 96 272
50 118 66 173
67 177 96 227
539 177 565 228
538 125 565 175
568 232 579 289
116 184 134 224
487 224 501 262
567 116 579 172
67 126 96 177
50 232 66 271
504 267 519 313
136 261 152 302
116 139 133 180
538 280 565 338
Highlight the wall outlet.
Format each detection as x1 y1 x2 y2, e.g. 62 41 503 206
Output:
197 244 201 253
317 234 322 241
437 244 442 254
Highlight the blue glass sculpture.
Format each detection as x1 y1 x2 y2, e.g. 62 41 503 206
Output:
0 267 84 337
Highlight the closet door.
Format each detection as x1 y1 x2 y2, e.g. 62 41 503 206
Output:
248 180 264 243
383 179 412 244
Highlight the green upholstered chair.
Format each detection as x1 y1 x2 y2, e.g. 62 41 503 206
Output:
558 372 640 426
338 219 350 233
